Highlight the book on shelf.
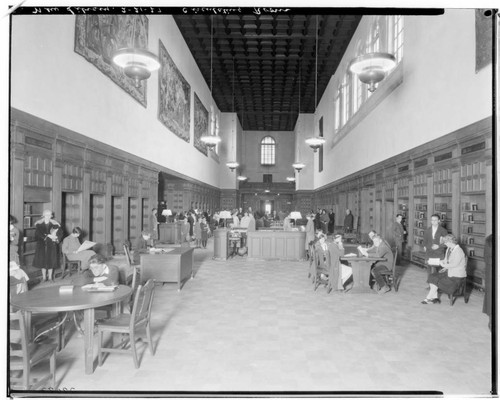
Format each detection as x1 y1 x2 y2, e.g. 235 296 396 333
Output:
471 203 478 211
23 216 31 229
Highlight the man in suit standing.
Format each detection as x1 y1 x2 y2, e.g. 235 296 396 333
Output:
423 214 448 281
343 209 354 233
392 214 406 265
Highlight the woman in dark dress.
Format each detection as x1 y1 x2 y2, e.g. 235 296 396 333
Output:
33 209 63 282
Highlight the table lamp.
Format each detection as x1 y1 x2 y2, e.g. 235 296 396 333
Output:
218 210 232 228
289 211 302 227
162 209 173 222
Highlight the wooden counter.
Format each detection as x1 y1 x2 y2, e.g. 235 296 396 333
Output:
158 222 183 244
247 230 306 260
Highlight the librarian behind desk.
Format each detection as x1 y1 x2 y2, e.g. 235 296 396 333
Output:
11 285 132 375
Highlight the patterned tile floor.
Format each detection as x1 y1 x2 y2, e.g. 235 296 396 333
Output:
28 238 494 396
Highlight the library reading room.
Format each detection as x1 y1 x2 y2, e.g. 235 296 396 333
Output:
7 6 497 397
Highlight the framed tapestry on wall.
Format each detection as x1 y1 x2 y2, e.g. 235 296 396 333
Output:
74 15 149 107
158 40 191 143
193 93 208 156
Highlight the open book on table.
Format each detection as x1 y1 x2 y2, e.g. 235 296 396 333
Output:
77 240 96 253
81 283 117 292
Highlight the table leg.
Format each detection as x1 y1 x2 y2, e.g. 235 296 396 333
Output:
24 310 32 339
83 308 95 375
348 261 374 294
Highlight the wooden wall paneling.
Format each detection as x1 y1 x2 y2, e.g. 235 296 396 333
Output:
89 193 106 244
112 196 125 252
81 165 91 239
105 172 113 249
10 129 25 227
61 192 83 237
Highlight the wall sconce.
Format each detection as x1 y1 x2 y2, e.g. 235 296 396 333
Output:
305 136 326 152
349 52 396 92
226 161 239 171
292 162 305 173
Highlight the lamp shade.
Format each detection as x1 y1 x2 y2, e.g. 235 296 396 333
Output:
305 136 326 152
161 209 172 216
289 211 302 220
286 176 296 182
200 135 221 148
292 162 306 173
349 52 396 92
112 48 160 88
226 161 239 171
219 210 232 219
237 176 248 181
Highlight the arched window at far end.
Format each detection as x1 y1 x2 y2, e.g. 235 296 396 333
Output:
260 136 276 165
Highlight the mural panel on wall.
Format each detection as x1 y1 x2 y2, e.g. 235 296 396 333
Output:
74 15 149 106
158 40 191 143
193 93 208 156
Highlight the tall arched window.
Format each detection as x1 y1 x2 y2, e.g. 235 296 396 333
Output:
333 87 341 134
340 73 350 127
260 136 276 165
392 15 404 63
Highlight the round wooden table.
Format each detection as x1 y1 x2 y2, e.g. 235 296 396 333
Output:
11 285 132 375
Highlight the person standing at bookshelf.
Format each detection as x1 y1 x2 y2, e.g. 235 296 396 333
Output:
423 214 448 283
62 227 96 271
33 209 63 282
392 214 407 265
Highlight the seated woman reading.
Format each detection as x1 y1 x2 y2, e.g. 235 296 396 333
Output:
422 234 466 304
62 227 96 271
72 254 119 286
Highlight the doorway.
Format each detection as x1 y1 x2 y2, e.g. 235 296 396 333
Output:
61 192 82 237
260 200 274 217
89 194 105 244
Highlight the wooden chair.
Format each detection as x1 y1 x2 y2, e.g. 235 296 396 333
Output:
97 279 156 369
10 278 65 351
448 277 469 306
61 253 82 278
123 244 141 312
380 248 400 292
9 311 57 390
312 246 329 291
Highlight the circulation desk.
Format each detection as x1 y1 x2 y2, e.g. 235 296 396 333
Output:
140 247 194 290
247 230 306 260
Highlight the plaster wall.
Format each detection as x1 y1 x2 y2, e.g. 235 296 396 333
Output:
314 9 492 189
10 14 222 187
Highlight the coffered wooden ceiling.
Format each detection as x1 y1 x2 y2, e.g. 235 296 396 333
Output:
173 13 361 131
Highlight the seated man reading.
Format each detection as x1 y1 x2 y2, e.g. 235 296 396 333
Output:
369 234 394 294
325 234 353 292
72 254 119 286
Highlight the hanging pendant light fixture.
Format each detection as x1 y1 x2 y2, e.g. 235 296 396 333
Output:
112 17 160 88
226 59 239 171
349 52 396 92
305 15 326 152
293 64 305 174
201 15 222 149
